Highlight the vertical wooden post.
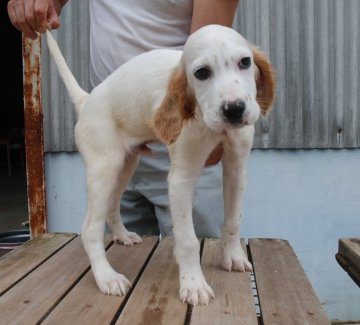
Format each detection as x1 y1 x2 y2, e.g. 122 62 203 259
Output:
22 36 47 238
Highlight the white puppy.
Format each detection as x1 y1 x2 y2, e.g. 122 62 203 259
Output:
46 24 275 305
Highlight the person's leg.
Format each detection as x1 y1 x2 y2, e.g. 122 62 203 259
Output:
192 164 224 238
131 143 172 235
120 144 169 235
151 165 224 238
135 143 224 238
154 204 173 236
121 143 224 238
120 186 160 236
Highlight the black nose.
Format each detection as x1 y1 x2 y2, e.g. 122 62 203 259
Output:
221 100 246 124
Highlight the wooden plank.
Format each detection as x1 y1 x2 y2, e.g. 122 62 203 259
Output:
0 236 91 324
115 237 188 325
42 236 159 324
336 238 360 286
190 238 258 325
0 233 77 295
338 238 360 268
249 239 330 325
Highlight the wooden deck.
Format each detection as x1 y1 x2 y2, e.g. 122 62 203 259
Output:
336 238 360 287
0 234 330 324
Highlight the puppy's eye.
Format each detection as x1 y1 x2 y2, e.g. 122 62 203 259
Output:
239 57 251 70
194 67 212 80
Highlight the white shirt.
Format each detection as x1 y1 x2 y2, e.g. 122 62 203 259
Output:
89 0 193 87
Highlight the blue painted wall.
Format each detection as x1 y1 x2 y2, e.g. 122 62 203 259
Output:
45 149 360 320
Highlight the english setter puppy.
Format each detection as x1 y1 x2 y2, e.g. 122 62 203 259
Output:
46 24 275 305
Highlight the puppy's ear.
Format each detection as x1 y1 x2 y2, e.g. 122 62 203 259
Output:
251 46 276 116
151 64 196 144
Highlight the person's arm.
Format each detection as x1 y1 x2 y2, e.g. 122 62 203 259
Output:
191 0 239 33
7 0 69 40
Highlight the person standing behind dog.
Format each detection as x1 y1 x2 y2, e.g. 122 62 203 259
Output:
7 0 239 237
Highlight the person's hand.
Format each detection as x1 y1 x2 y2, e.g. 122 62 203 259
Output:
7 0 66 40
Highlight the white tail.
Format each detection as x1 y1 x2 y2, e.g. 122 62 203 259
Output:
45 30 89 115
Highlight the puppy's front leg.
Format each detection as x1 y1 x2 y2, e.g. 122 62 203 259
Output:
221 126 254 272
168 137 218 306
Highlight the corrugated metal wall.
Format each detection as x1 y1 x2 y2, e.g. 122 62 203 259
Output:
235 0 360 148
42 0 360 151
42 1 90 152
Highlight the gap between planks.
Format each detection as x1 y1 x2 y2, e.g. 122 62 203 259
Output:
190 238 258 325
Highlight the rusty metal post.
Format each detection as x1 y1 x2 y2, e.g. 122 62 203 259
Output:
22 35 47 238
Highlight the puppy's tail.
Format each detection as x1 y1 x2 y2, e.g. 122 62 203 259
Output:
45 30 89 115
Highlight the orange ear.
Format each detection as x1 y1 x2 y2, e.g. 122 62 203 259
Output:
251 46 276 116
151 65 196 144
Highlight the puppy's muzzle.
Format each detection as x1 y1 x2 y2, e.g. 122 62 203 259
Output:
221 100 246 125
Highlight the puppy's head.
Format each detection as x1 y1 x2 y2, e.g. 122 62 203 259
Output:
182 24 275 133
152 25 276 144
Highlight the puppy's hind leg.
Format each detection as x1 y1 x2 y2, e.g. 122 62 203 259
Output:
81 153 132 296
106 152 143 246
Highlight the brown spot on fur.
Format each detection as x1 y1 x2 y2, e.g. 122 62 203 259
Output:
151 64 196 144
251 46 276 116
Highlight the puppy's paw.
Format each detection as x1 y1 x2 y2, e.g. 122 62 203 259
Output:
96 270 131 296
115 231 143 246
221 242 253 272
179 275 215 305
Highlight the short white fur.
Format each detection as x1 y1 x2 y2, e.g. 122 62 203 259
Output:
45 24 274 305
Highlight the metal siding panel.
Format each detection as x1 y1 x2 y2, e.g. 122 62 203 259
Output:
301 0 316 148
333 0 345 148
285 0 303 148
356 0 360 147
268 0 286 149
43 1 90 152
255 0 271 148
239 0 360 148
237 0 256 43
314 0 330 148
43 0 360 151
343 0 360 147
